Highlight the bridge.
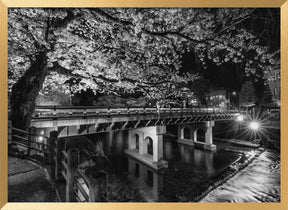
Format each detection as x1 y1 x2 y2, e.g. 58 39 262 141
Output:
30 106 239 134
9 106 243 202
27 106 242 168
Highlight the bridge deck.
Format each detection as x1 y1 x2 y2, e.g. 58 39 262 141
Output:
30 106 242 128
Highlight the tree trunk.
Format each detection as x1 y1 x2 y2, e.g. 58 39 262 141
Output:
9 52 48 130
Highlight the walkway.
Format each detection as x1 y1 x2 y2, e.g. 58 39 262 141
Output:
8 156 56 202
200 150 280 202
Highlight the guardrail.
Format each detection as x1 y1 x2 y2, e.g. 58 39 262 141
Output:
74 167 90 202
31 106 241 118
8 121 54 161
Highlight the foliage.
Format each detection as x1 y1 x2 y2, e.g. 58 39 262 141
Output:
8 8 280 106
239 80 257 107
36 89 70 105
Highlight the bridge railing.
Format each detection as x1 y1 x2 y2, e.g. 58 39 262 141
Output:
74 167 90 202
32 105 240 118
8 121 54 163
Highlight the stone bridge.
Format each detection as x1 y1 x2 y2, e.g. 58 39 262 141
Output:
29 106 243 170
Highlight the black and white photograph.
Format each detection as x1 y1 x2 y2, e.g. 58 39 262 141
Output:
7 7 280 203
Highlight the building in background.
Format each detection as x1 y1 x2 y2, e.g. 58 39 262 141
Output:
205 89 228 109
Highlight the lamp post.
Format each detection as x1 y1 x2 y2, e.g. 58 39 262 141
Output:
228 91 237 110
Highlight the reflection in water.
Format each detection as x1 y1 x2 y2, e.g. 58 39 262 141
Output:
85 131 245 201
127 157 163 202
164 141 234 178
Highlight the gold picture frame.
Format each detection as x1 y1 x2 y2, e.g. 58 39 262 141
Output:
0 0 287 209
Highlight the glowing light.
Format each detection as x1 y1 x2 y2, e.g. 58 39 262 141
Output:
249 121 260 130
232 92 237 95
236 115 244 122
38 136 44 142
40 130 44 135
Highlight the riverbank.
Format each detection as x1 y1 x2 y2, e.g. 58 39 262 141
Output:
200 150 280 202
8 156 56 202
175 147 265 202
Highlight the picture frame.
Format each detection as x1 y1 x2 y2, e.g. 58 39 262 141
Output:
0 0 287 210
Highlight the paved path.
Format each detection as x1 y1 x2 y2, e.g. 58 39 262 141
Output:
200 150 280 202
8 157 56 202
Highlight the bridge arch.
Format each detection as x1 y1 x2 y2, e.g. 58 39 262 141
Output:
183 127 191 140
196 128 205 142
145 136 153 155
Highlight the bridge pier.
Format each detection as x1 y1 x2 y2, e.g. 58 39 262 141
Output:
177 121 216 151
125 126 168 170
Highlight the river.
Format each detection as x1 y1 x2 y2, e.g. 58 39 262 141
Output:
81 128 276 202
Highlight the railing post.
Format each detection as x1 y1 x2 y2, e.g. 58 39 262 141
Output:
87 171 107 202
27 127 32 157
66 149 77 202
107 106 111 117
53 106 57 116
8 121 12 145
45 131 57 182
127 106 130 116
55 137 63 181
84 106 87 116
29 127 37 156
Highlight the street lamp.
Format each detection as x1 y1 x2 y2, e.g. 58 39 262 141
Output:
38 136 44 142
236 115 244 122
249 121 260 130
228 91 237 110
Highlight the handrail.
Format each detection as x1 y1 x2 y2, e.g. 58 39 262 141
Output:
31 106 241 120
9 123 54 159
74 167 90 202
12 127 29 134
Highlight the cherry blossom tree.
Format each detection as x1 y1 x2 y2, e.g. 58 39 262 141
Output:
8 8 279 130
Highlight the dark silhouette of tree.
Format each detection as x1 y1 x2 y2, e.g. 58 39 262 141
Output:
72 89 96 106
239 80 257 107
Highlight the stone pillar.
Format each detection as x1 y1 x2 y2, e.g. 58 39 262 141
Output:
152 126 166 162
204 121 216 151
139 132 145 155
153 135 163 162
193 129 197 142
128 130 136 150
178 125 184 139
205 126 213 144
